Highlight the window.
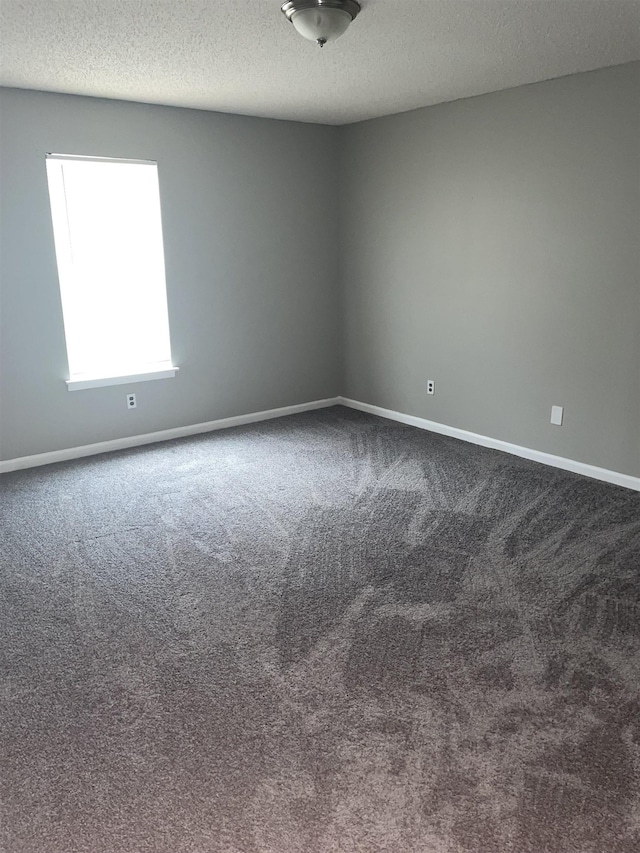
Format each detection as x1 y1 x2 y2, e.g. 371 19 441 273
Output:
45 154 177 390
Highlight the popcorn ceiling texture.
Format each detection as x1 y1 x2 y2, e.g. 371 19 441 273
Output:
1 0 639 124
1 407 639 852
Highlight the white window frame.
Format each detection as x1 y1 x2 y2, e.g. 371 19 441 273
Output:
45 153 178 391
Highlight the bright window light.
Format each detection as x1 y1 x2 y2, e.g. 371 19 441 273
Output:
45 154 176 389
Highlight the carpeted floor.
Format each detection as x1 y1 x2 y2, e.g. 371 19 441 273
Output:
1 406 639 853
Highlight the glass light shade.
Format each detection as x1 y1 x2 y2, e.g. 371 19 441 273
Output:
290 7 352 44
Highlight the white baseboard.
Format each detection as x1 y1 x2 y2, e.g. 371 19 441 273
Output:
0 397 341 474
3 395 638 491
339 397 640 493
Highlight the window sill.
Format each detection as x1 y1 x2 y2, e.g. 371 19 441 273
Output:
66 366 179 391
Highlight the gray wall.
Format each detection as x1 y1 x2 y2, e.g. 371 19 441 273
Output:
2 65 639 477
341 63 640 477
0 89 341 459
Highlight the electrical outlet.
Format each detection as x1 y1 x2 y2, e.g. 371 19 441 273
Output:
550 405 563 425
427 380 435 395
126 393 137 410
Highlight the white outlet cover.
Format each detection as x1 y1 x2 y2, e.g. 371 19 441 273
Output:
550 405 563 425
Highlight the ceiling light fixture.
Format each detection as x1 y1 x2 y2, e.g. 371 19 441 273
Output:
281 0 361 48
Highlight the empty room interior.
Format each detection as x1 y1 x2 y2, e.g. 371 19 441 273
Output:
1 2 640 852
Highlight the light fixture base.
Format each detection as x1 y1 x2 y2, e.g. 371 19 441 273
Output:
281 0 361 21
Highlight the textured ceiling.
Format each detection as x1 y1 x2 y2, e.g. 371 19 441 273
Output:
1 0 639 124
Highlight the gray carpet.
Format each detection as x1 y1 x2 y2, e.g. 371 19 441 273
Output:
1 406 639 853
